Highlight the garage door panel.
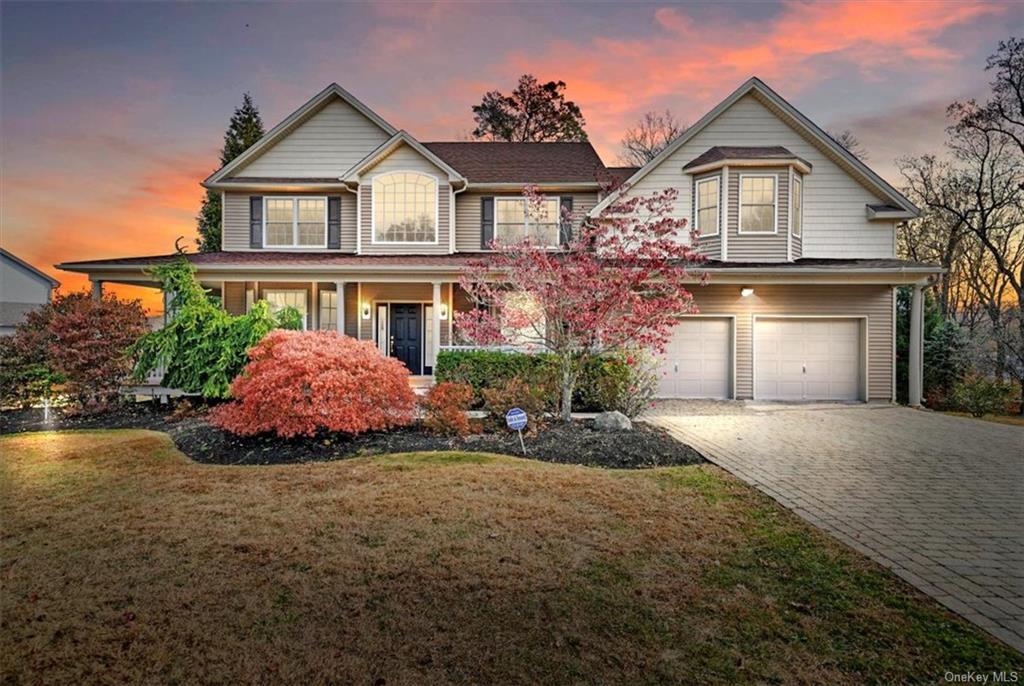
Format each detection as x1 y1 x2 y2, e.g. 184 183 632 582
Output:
755 318 861 401
657 318 731 399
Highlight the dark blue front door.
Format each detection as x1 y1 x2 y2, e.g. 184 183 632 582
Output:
390 304 422 375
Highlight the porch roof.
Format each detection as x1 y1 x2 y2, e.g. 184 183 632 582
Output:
57 252 941 280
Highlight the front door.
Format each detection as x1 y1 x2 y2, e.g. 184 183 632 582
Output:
390 304 422 375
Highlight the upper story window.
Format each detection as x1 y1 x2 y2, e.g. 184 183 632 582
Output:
739 175 777 233
373 171 437 243
695 177 720 237
791 175 803 238
265 197 327 248
495 197 561 246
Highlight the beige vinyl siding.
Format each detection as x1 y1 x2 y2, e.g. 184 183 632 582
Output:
359 144 452 255
727 168 788 262
237 98 391 177
688 283 893 400
626 94 895 258
223 282 246 315
454 191 598 252
222 191 357 252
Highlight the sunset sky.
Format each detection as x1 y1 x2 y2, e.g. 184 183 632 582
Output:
2 1 1021 311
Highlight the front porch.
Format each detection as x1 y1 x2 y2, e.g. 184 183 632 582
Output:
214 279 474 377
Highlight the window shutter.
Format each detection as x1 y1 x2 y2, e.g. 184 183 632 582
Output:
249 196 263 249
559 196 574 245
481 196 494 249
327 195 342 249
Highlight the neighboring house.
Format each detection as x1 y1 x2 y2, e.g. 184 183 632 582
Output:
1 249 58 336
58 78 940 404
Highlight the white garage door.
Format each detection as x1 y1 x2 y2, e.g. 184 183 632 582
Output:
657 318 731 398
754 318 861 401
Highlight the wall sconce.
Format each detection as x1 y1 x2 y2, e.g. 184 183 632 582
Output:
361 302 372 320
439 303 449 320
740 287 755 298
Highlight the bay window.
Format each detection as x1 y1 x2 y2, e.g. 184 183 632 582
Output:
373 171 438 243
695 177 720 236
739 175 777 233
495 197 560 246
791 175 803 238
264 197 327 248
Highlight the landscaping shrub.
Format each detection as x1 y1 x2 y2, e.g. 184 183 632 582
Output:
132 257 301 399
0 291 146 412
210 330 415 438
420 382 475 436
436 349 655 414
480 377 549 433
951 374 1014 417
586 351 659 418
435 349 556 400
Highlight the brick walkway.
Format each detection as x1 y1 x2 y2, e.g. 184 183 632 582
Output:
646 403 1024 653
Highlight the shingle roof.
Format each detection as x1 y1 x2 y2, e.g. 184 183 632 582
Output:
682 145 811 170
602 166 640 185
57 253 940 273
422 142 606 183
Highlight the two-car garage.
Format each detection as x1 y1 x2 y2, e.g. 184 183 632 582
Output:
656 313 867 401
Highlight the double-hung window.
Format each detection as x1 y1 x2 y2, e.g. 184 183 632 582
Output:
695 177 720 237
495 197 560 247
264 197 327 248
318 290 337 331
791 176 803 238
263 289 309 330
373 171 438 243
739 175 777 233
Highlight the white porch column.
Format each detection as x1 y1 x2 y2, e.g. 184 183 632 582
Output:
90 279 103 301
431 281 442 371
908 284 924 407
335 281 346 334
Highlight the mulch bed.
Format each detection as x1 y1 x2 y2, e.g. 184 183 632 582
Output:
0 402 704 469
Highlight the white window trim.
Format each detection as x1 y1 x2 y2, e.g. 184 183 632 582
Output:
370 170 440 246
493 195 562 248
263 196 328 249
694 176 720 238
791 175 803 238
737 173 779 235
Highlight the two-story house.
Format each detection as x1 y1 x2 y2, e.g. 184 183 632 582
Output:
58 78 940 404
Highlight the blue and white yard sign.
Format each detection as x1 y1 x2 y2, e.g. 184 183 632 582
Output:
505 407 528 431
505 407 529 454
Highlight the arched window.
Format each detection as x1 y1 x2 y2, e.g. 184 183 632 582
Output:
373 171 438 243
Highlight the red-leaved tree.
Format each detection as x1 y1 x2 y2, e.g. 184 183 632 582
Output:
457 185 705 421
210 330 416 438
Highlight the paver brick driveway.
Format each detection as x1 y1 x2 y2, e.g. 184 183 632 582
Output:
647 402 1024 653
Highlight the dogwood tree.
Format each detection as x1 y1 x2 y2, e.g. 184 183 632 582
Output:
456 185 705 422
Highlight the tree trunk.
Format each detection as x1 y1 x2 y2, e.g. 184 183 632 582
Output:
560 361 576 423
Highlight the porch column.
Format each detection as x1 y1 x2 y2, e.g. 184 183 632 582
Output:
335 281 346 334
908 284 924 407
91 279 103 301
431 281 442 371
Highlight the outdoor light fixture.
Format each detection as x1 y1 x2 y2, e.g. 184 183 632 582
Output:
439 303 449 320
740 287 755 297
361 302 371 320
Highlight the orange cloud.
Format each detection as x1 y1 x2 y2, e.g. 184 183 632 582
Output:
486 0 1008 162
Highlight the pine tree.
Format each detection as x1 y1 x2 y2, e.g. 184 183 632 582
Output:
196 93 265 252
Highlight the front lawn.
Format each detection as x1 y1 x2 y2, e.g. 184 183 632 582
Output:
1 430 1018 683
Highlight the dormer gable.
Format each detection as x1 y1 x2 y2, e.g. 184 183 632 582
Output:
204 84 397 186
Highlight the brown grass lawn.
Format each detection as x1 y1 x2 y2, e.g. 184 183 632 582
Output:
942 411 1024 427
1 431 1019 685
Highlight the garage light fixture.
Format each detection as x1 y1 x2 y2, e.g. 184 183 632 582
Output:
740 287 755 297
361 302 372 320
